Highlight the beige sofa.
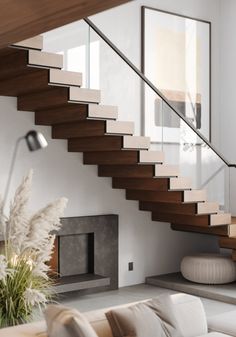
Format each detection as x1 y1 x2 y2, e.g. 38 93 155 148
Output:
0 294 235 337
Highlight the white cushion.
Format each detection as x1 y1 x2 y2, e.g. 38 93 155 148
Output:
168 293 208 337
208 310 236 336
181 254 236 284
105 302 169 337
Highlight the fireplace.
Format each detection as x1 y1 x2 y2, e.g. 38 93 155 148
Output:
50 214 118 294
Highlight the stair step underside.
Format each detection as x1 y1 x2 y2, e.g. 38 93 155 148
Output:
171 223 236 238
68 136 150 152
35 104 88 125
52 120 134 139
232 251 236 261
35 104 118 125
68 136 123 152
11 35 43 51
112 177 169 191
84 151 142 165
152 212 231 227
112 177 193 192
126 189 205 203
139 201 219 215
28 50 63 69
83 150 164 165
99 165 155 178
98 164 180 179
17 87 116 115
0 68 83 97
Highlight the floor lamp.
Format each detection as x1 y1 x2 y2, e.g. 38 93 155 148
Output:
2 130 48 214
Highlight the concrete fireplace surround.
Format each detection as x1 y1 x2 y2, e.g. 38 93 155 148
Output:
54 214 119 294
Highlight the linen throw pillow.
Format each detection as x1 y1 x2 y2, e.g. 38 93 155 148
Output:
44 304 98 337
145 294 183 337
106 302 169 337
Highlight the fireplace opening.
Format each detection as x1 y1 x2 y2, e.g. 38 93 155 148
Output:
59 233 94 276
48 215 118 294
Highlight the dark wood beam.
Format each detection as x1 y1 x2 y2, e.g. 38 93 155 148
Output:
0 0 131 49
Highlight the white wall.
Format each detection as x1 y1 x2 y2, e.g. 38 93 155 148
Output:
0 0 221 288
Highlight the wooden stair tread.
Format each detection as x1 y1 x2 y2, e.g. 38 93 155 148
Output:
35 104 88 125
127 189 183 203
231 216 236 224
53 120 107 139
171 223 236 237
153 212 211 227
84 150 164 165
140 201 208 215
0 48 31 81
68 136 124 152
35 104 118 125
113 177 169 191
99 165 155 178
232 251 236 261
18 87 70 111
52 120 134 139
219 237 236 249
152 212 230 227
84 151 140 165
126 189 207 203
0 68 54 96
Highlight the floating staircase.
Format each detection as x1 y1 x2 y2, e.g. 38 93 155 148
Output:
2 35 236 261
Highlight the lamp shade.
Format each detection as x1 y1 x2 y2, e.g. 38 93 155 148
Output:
25 130 48 151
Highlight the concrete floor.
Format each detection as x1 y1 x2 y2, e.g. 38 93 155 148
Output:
57 283 236 317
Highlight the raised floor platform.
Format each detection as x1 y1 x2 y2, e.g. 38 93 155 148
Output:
146 272 236 305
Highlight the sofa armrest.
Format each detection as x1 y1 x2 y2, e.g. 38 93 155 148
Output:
207 310 236 336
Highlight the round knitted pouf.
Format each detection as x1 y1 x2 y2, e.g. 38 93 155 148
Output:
181 254 236 284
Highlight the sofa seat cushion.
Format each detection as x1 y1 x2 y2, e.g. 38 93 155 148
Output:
207 310 236 337
0 321 47 337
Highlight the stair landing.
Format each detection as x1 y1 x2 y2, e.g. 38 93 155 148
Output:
146 272 236 305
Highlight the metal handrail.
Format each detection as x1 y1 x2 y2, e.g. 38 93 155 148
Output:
84 17 236 168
